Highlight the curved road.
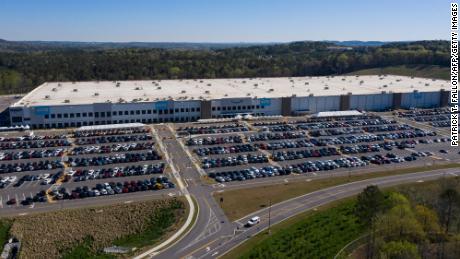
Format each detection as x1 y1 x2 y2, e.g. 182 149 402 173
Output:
152 124 459 259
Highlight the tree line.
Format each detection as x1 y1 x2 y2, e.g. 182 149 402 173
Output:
357 179 460 259
0 40 449 95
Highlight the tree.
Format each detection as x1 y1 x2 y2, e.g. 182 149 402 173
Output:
414 205 441 235
356 185 386 259
439 188 459 233
379 240 421 259
356 185 386 225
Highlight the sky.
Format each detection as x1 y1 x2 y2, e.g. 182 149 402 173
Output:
0 0 450 42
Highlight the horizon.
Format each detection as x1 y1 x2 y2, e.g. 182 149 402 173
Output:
0 0 449 42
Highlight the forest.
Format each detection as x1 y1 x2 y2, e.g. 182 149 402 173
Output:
0 40 449 95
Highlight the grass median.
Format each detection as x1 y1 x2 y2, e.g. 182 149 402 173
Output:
0 198 187 259
214 163 460 221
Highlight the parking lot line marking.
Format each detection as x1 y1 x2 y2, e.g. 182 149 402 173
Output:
0 196 3 208
14 194 19 207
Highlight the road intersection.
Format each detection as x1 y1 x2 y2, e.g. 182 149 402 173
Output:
148 124 460 259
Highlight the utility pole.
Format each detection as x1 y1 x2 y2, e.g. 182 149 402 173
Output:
268 198 272 235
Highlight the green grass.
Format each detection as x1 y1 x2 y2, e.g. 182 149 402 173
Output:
63 237 114 259
235 199 364 259
347 64 449 80
0 220 12 246
113 200 183 248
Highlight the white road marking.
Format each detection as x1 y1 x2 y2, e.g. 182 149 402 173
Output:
211 251 219 256
416 180 424 183
124 200 133 204
306 179 312 182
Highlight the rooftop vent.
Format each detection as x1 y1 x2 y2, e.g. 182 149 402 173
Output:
205 90 210 94
324 86 329 90
73 89 78 92
44 95 50 99
247 93 251 96
52 88 57 92
383 85 388 88
268 88 274 92
116 82 120 87
58 83 62 87
181 90 186 94
134 87 142 90
94 92 99 96
64 99 70 103
157 86 162 90
360 80 364 84
207 83 211 86
304 82 309 85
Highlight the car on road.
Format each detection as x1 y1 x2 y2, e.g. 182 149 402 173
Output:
245 216 260 227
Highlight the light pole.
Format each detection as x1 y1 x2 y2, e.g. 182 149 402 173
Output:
268 198 272 235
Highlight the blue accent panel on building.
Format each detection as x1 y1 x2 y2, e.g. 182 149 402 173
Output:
259 98 271 106
34 106 50 116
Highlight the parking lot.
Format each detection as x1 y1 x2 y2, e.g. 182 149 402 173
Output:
0 109 458 214
0 125 176 213
177 113 459 185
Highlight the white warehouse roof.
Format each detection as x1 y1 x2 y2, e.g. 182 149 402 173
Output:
13 75 449 107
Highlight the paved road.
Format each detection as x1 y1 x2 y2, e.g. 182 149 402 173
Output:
150 125 460 259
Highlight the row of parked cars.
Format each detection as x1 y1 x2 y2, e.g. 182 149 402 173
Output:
0 140 71 150
0 149 65 161
186 136 243 146
272 147 340 161
430 121 451 127
255 139 314 150
75 134 153 145
246 132 308 142
202 154 269 169
395 108 452 118
66 151 162 167
15 176 175 206
0 134 67 143
178 123 249 135
69 142 154 155
0 160 63 174
193 144 257 156
209 166 291 182
70 163 165 181
309 127 364 137
73 127 150 138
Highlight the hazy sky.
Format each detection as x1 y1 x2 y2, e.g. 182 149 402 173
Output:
0 0 449 42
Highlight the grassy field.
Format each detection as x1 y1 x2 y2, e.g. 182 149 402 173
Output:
215 163 460 221
221 198 360 259
347 64 449 80
3 198 186 259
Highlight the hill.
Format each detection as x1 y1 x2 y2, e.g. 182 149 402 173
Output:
0 40 449 95
347 65 449 80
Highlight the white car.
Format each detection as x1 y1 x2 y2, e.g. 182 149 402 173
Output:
246 216 260 227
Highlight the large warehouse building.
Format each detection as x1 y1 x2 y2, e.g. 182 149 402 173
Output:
8 75 450 129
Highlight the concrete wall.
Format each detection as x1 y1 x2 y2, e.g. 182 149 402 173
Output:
401 91 441 109
350 93 393 111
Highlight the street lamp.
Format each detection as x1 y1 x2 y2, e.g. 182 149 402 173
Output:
268 198 272 235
